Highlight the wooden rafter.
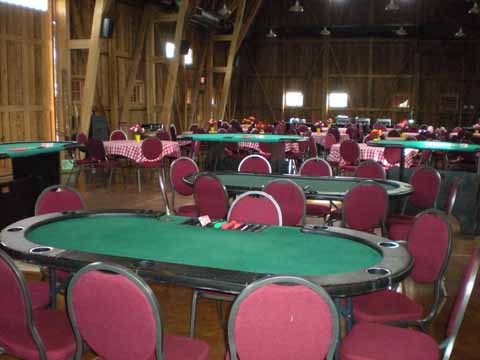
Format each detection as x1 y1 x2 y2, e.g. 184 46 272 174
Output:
189 34 208 126
119 7 151 125
236 0 263 52
159 0 190 125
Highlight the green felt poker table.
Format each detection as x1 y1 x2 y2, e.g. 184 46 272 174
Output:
0 141 78 228
1 210 412 297
183 172 414 201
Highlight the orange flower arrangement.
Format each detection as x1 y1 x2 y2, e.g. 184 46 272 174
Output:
370 129 383 139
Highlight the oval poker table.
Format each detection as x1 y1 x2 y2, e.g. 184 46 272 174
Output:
1 210 412 297
184 172 414 201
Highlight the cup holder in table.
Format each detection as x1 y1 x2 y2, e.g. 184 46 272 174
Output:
366 267 391 276
379 241 400 249
29 246 53 254
7 226 24 232
137 260 155 269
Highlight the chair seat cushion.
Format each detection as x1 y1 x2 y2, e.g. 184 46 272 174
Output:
352 289 424 323
339 322 439 360
27 281 50 310
388 222 412 241
0 309 76 360
176 204 197 217
306 203 331 217
164 333 209 360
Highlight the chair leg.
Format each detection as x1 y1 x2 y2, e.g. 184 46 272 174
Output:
215 300 226 332
137 168 142 192
158 169 171 215
190 289 200 337
48 268 57 309
108 168 115 189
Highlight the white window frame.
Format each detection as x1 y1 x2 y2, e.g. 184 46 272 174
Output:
328 92 349 108
284 91 304 108
165 42 175 59
0 0 48 11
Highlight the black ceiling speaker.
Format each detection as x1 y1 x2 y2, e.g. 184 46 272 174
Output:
101 17 114 38
180 40 190 55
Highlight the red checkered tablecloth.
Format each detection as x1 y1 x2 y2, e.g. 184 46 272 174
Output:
327 143 418 168
103 140 181 163
311 132 350 146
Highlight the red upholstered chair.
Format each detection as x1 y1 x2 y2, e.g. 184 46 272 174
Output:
85 138 123 188
109 129 128 141
323 133 337 157
156 130 171 140
227 276 339 360
353 160 386 180
135 137 163 192
264 179 306 226
384 146 402 168
169 124 177 141
193 172 229 220
387 129 401 137
352 210 452 328
238 154 272 174
339 140 360 175
0 249 76 359
169 157 199 217
228 191 283 226
298 157 335 221
67 262 209 360
35 185 85 216
341 181 388 235
327 127 340 142
340 248 480 360
66 132 92 185
35 184 86 306
387 167 441 241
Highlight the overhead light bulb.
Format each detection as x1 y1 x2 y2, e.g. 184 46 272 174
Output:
266 28 278 38
289 0 304 13
469 2 480 14
320 27 331 36
455 27 466 38
218 3 232 17
395 26 407 36
385 0 400 11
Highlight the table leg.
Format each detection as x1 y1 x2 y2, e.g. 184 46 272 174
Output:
399 149 406 181
48 268 57 309
158 163 171 215
270 143 286 173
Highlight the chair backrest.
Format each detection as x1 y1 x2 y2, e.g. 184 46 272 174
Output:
299 157 333 177
342 181 388 233
387 129 401 137
339 140 360 165
67 262 162 360
35 185 86 215
407 210 452 284
228 191 283 226
169 157 199 196
327 128 340 142
87 138 107 162
308 136 318 157
264 179 306 226
265 124 275 133
353 160 386 180
76 132 88 144
275 122 286 134
110 129 128 141
141 137 163 161
324 133 337 150
407 167 441 210
193 172 229 220
156 130 171 141
384 146 402 165
442 248 480 360
169 124 177 141
189 124 199 132
238 155 272 174
346 126 357 141
227 276 339 360
444 178 460 215
0 249 47 359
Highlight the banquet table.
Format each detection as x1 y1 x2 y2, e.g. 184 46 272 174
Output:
103 140 181 163
327 143 418 169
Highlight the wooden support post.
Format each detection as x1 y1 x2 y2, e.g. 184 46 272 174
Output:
189 34 208 126
216 0 246 121
235 0 263 53
321 42 330 120
145 12 155 123
119 8 151 126
159 0 190 125
79 0 107 135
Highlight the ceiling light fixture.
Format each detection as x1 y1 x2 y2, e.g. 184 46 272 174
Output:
320 27 331 36
266 28 278 38
289 0 304 13
218 3 231 17
455 27 466 38
469 2 480 14
395 26 407 36
385 0 400 11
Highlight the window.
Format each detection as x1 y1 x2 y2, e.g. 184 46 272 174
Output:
165 42 175 59
71 79 84 102
184 48 193 65
131 82 145 105
284 91 304 107
0 0 48 11
328 92 348 108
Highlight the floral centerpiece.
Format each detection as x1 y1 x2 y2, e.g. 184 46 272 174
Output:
255 120 266 134
129 124 145 142
208 118 218 133
242 116 256 130
313 121 323 133
370 129 383 140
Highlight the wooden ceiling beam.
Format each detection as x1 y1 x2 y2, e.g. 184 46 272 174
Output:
236 0 262 52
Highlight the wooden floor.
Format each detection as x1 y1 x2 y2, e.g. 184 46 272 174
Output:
2 172 480 360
